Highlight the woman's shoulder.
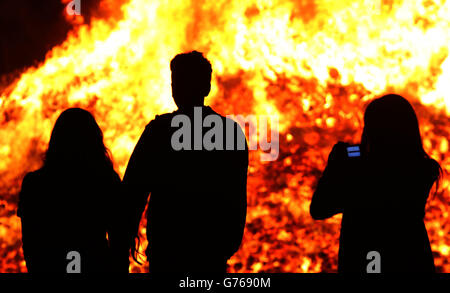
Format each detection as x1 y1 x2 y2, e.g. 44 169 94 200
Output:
421 157 441 184
424 157 440 171
107 169 121 185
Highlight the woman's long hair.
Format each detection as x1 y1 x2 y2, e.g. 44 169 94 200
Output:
44 108 113 174
361 94 442 191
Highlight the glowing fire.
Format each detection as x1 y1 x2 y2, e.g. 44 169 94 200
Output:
0 0 448 273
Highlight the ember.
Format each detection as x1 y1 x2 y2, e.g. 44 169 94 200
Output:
0 0 448 273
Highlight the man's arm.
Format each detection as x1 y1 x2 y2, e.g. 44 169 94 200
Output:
310 142 349 220
226 124 249 259
106 172 131 273
122 122 156 247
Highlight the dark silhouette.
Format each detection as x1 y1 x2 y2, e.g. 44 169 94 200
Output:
17 108 129 273
123 51 248 273
0 1 105 76
310 94 442 273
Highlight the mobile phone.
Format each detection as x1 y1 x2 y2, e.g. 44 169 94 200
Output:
346 145 361 157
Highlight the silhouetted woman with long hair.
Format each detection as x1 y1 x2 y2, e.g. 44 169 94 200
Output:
18 108 129 273
310 94 442 273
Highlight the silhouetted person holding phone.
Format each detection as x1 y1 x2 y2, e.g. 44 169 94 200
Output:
18 108 129 273
123 51 248 273
310 94 442 273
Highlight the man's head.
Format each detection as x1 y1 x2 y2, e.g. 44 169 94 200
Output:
170 51 212 109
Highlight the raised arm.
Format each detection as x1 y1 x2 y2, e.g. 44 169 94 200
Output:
105 171 130 273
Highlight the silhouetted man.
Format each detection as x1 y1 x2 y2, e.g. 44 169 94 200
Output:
123 51 248 273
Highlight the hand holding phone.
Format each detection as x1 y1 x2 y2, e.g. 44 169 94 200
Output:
346 145 361 157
